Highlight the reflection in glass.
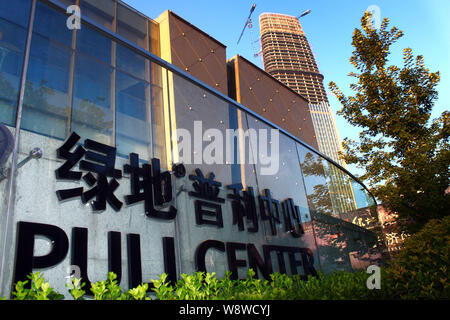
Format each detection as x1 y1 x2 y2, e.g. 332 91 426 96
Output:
117 43 146 80
116 70 152 159
298 147 336 217
351 179 375 209
79 0 115 31
33 1 72 47
0 0 32 27
72 54 113 145
313 217 352 273
117 3 148 49
76 22 111 64
312 211 379 273
0 21 27 126
151 64 166 166
326 165 357 216
22 34 71 138
0 0 31 126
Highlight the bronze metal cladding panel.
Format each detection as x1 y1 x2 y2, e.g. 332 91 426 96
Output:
168 12 228 95
233 56 318 149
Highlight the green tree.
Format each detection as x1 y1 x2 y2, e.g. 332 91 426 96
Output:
329 12 449 233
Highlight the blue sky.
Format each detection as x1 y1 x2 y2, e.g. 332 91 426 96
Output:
124 0 449 160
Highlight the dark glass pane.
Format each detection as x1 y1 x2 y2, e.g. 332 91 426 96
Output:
76 22 111 64
0 6 29 126
26 35 71 92
72 54 113 145
117 3 147 49
33 1 73 47
80 0 115 31
0 0 31 27
116 43 146 80
22 34 71 139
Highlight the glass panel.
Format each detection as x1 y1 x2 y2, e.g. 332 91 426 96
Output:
117 2 148 49
326 165 358 217
151 63 166 166
0 0 32 27
80 0 115 31
0 15 29 126
170 71 323 279
243 114 321 276
171 71 233 185
116 43 146 80
171 71 256 278
297 145 336 217
33 1 72 47
21 34 71 139
76 22 111 64
311 213 354 273
312 209 381 273
149 21 160 57
296 144 382 272
115 70 152 159
72 54 113 145
351 179 375 209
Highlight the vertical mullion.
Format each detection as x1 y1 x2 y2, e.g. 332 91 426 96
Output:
67 0 79 134
145 19 153 160
164 68 173 169
67 0 81 135
145 63 153 160
111 0 118 147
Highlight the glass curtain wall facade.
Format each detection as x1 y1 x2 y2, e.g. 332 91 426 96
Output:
0 0 382 297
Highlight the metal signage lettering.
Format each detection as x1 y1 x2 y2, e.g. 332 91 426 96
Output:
13 132 317 292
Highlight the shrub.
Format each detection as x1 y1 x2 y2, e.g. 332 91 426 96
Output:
7 269 379 300
382 216 450 299
11 272 64 300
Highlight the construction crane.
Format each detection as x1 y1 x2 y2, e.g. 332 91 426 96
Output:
237 3 257 45
237 3 262 62
297 9 311 19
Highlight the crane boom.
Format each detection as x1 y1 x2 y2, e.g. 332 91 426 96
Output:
297 9 311 19
237 3 256 44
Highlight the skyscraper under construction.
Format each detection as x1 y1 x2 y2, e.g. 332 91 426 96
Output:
259 12 358 215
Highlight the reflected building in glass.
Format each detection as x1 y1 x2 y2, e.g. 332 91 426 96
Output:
0 0 384 297
259 12 358 216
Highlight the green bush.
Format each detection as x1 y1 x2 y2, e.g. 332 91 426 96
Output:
151 269 380 300
381 216 450 299
8 269 380 300
11 272 64 300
